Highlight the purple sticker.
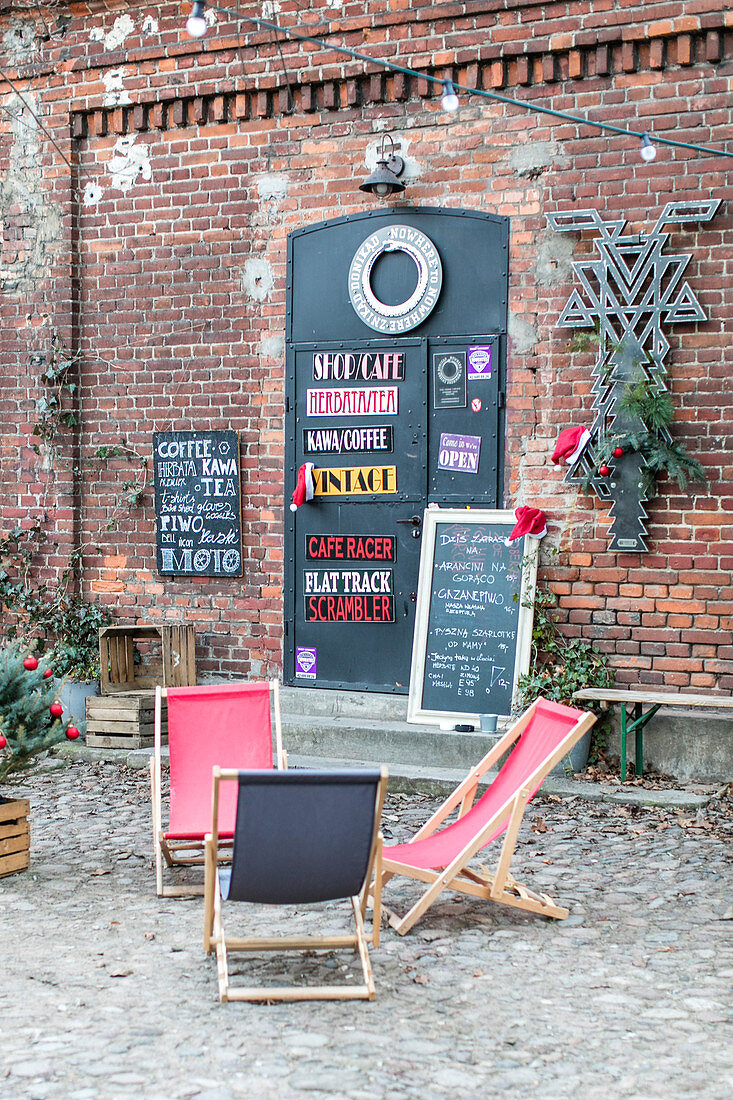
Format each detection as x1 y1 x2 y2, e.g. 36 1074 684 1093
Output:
467 345 492 379
438 433 482 474
295 647 317 679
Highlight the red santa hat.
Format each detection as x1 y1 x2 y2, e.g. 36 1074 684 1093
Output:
505 506 547 545
290 462 315 512
552 425 591 467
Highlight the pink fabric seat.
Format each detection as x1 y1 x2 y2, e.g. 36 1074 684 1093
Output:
165 683 275 840
386 699 581 870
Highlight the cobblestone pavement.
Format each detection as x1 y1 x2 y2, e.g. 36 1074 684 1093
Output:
1 761 731 1100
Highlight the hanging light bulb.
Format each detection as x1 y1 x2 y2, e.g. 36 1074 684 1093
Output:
441 80 460 113
186 1 208 39
639 133 657 162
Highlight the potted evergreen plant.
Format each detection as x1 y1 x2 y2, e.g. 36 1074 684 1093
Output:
0 641 80 877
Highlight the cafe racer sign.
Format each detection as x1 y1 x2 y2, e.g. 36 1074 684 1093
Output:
348 224 442 334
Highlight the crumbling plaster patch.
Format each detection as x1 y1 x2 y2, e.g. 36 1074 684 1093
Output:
108 136 152 192
534 232 575 286
243 257 275 301
102 69 132 107
508 312 539 357
0 95 62 294
3 19 39 61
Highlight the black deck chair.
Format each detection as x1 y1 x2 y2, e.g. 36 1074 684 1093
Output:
203 767 388 1002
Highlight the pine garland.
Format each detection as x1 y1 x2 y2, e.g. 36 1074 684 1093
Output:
0 642 73 785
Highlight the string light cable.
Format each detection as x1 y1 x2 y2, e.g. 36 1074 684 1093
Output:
194 6 732 162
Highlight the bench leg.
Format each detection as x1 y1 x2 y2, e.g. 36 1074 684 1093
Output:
620 704 628 782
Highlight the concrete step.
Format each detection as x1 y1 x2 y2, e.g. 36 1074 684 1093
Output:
281 713 497 770
280 686 410 722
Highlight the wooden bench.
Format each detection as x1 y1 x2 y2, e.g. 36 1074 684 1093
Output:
573 688 733 781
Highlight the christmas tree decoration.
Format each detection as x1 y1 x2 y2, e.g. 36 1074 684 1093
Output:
548 200 719 552
65 725 80 741
23 656 39 671
0 642 72 784
43 668 54 678
49 702 64 719
599 464 611 477
613 446 624 458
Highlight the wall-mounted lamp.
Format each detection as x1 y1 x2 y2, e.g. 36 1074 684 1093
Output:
186 1 208 39
359 133 406 198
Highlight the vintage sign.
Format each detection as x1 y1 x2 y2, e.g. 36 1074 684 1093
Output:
305 594 395 622
306 534 396 562
438 433 481 474
313 351 404 381
467 345 492 379
307 387 398 417
295 646 317 679
312 465 397 498
348 224 442 334
433 353 467 409
303 425 393 456
153 430 242 576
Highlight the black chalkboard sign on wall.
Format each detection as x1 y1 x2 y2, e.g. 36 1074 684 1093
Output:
407 509 538 723
153 430 243 577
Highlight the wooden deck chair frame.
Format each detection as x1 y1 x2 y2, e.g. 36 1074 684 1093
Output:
203 767 388 1003
378 699 596 935
150 680 287 898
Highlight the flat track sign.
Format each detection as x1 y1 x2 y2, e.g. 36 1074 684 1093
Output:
407 509 538 723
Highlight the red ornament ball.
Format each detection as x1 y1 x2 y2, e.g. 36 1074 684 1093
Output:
0 735 6 749
43 668 54 679
49 702 64 719
23 656 39 671
65 725 80 741
612 446 624 458
599 464 611 477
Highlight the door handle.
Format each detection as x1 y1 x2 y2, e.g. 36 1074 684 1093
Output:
396 515 422 527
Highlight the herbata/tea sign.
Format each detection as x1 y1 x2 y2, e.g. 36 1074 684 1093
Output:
153 430 243 576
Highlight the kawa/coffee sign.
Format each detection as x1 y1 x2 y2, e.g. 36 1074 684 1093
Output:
312 465 397 498
307 387 398 417
153 430 243 576
303 425 393 456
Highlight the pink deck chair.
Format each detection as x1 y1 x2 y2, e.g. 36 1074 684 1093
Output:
150 681 287 897
379 698 596 934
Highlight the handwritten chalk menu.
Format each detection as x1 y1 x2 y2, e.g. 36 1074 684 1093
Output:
153 430 243 577
407 509 538 724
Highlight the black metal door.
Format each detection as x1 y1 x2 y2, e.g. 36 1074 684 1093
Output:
285 339 427 692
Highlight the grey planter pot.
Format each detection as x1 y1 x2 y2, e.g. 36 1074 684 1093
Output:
58 680 100 736
551 728 591 776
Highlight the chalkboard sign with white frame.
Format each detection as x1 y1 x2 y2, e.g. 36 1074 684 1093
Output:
407 508 538 724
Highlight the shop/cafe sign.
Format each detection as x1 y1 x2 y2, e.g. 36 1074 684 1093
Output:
307 387 398 417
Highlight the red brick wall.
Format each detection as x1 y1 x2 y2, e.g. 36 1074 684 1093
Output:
1 2 731 688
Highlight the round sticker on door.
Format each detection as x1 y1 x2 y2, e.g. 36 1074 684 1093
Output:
471 397 482 412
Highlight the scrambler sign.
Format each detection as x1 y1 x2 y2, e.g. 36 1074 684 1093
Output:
304 568 395 622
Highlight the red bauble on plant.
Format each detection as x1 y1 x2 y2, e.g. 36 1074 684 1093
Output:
43 668 54 679
598 464 611 476
23 656 39 671
49 702 64 719
0 735 6 749
65 725 80 741
612 446 624 458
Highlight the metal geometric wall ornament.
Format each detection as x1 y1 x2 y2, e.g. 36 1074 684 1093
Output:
548 200 720 552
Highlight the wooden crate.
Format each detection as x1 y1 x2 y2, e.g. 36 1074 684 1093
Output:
0 797 30 878
99 624 196 695
85 692 168 749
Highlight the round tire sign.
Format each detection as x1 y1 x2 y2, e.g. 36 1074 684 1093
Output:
348 224 442 334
